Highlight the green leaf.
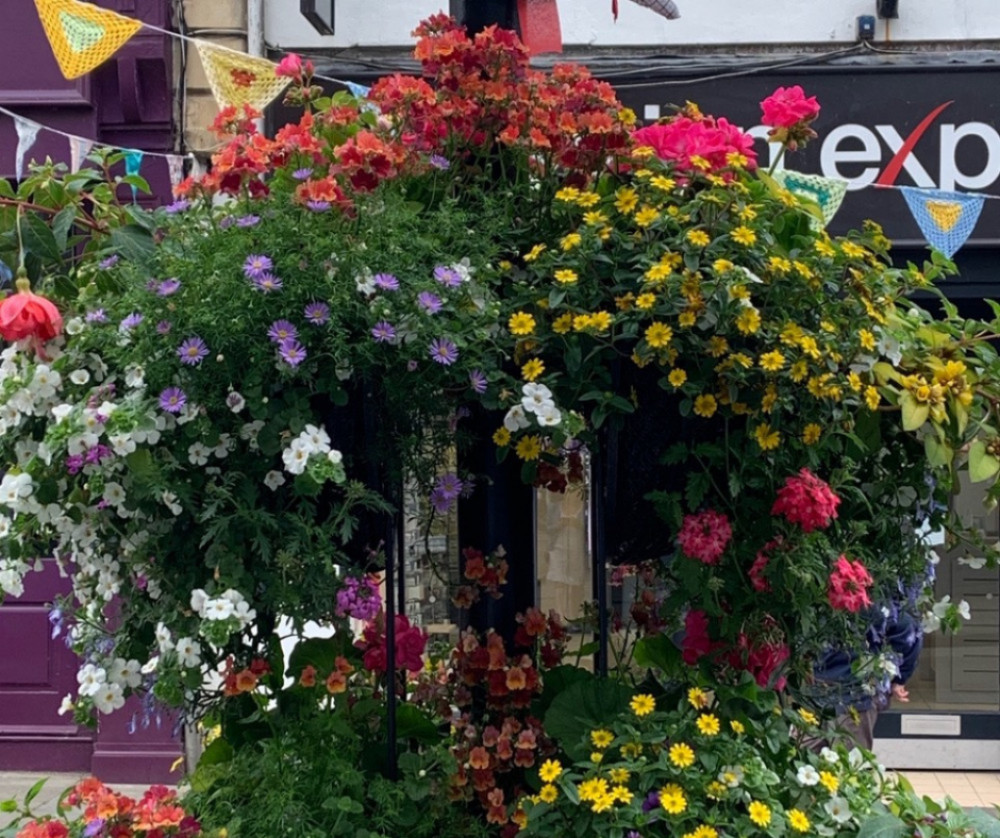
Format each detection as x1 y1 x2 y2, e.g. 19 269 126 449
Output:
287 636 350 678
197 736 234 767
544 679 632 761
533 664 593 719
21 214 62 263
968 439 1000 483
633 633 682 675
22 778 47 807
391 703 442 745
964 809 1000 838
108 224 155 266
51 206 77 253
855 814 907 838
900 392 929 432
923 435 953 468
0 799 17 813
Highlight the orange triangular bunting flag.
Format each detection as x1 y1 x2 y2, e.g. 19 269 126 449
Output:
925 200 963 233
195 42 290 111
34 0 142 80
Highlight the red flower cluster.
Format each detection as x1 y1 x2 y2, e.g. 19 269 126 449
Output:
356 613 428 673
827 555 874 613
453 546 510 609
221 657 271 697
533 449 585 493
748 538 783 593
725 630 790 691
676 508 732 565
681 608 719 665
631 112 757 177
771 468 841 533
16 778 201 838
760 85 820 150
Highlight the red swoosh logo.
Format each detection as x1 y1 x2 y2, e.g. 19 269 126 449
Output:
876 101 954 186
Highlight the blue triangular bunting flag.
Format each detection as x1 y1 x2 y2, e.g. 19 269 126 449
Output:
123 148 144 200
900 187 985 258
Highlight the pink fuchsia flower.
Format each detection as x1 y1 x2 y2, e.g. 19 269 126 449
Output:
827 555 874 612
771 468 841 533
760 85 820 150
676 508 732 565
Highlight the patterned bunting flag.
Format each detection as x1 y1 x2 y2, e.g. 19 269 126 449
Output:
900 187 985 258
123 149 144 200
68 136 93 172
195 42 290 111
14 118 41 180
774 170 848 230
33 0 142 80
166 155 186 192
625 0 681 19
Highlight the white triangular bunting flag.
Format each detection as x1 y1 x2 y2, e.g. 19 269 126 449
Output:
14 117 41 179
69 136 93 172
166 155 186 191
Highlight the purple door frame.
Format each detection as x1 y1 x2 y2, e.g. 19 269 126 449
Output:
0 0 181 783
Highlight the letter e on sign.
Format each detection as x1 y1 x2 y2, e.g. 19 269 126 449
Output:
821 125 881 190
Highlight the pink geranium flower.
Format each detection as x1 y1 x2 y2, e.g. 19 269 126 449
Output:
760 85 820 150
827 555 874 612
771 468 841 533
676 508 733 565
632 114 757 177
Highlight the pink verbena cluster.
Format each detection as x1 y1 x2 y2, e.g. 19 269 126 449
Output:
676 508 732 565
827 555 874 613
770 468 841 533
631 113 757 176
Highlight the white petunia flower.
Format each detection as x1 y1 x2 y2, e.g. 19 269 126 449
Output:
820 747 839 765
124 365 145 389
503 404 531 432
282 441 310 475
204 598 234 621
65 317 84 335
175 637 202 668
521 382 554 414
109 433 136 457
103 482 126 507
824 796 852 824
155 623 174 653
226 391 246 413
327 449 343 465
69 369 91 386
535 405 562 427
77 663 108 697
57 694 76 715
190 588 209 616
264 470 286 490
93 682 125 714
796 765 820 786
108 658 142 689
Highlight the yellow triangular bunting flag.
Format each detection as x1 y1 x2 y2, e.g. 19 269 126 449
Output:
925 200 963 233
34 0 142 80
195 42 290 111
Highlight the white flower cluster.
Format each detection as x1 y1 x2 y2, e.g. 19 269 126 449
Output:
503 383 561 431
188 587 256 647
921 594 971 633
64 656 143 715
280 423 343 477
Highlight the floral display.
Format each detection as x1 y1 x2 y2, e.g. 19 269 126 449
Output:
2 12 1000 838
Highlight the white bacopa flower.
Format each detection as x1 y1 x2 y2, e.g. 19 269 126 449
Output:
190 588 209 616
264 470 286 490
69 369 91 386
796 765 820 786
327 449 343 465
77 663 108 697
175 637 202 668
226 391 246 413
820 747 839 765
93 682 125 714
124 365 145 389
65 317 84 335
503 404 531 432
57 694 76 715
824 796 853 824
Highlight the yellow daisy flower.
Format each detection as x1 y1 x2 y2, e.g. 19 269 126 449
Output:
630 694 656 716
538 759 562 783
748 800 771 827
668 368 688 388
802 423 822 445
754 423 781 451
730 226 757 246
651 174 676 191
696 714 721 736
508 312 536 335
735 307 761 335
614 186 639 214
729 720 745 735
524 243 547 262
788 809 811 832
539 783 558 803
693 394 717 418
645 322 673 348
552 313 573 334
686 229 710 247
759 350 785 372
521 359 544 381
660 784 687 814
609 768 630 784
492 427 511 446
554 269 579 285
560 232 582 251
668 742 696 768
819 771 839 793
591 729 614 749
635 206 660 227
515 435 542 461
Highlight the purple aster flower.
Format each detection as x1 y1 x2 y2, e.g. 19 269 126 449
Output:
304 301 330 325
417 291 442 314
177 336 209 365
306 200 331 212
433 266 462 287
278 338 307 367
429 154 450 170
435 472 464 500
236 214 261 228
219 216 235 229
292 167 313 180
430 487 455 515
156 320 172 335
373 273 399 291
86 309 108 324
251 274 283 293
119 312 144 331
164 199 190 214
243 254 273 279
429 337 458 365
157 278 181 296
372 321 396 343
267 320 298 344
98 255 119 270
84 819 105 838
469 369 487 394
159 387 187 413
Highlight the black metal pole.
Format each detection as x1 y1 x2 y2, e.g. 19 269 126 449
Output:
384 512 398 780
592 440 610 677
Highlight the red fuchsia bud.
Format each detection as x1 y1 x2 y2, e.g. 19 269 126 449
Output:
0 272 63 344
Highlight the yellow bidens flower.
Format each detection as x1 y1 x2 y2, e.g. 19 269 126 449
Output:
515 435 542 461
819 771 840 793
636 292 657 310
590 751 604 764
578 777 609 802
614 186 639 214
630 693 656 716
748 800 772 827
735 307 762 335
554 269 579 285
539 784 558 803
798 708 819 726
645 322 673 348
730 225 757 246
668 742 696 768
538 759 562 783
522 359 544 381
865 385 880 410
620 741 643 759
687 687 710 709
696 713 721 736
754 423 781 451
508 312 536 335
660 783 688 814
788 809 810 832
693 394 717 418
493 427 511 446
729 720 745 735
802 423 822 445
555 187 581 203
583 210 608 226
687 827 719 838
651 174 676 192
591 729 614 749
635 206 660 228
560 232 582 251
609 768 630 784
686 229 710 248
759 350 785 372
552 313 573 334
668 369 688 389
524 243 547 262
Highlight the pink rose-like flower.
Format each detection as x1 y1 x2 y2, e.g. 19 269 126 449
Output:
760 85 820 129
771 468 841 533
275 53 303 78
632 114 757 177
676 508 733 565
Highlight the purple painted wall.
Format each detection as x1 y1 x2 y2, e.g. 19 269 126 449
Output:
0 0 182 783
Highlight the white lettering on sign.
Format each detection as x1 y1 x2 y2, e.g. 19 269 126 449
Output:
819 125 881 190
939 122 1000 191
874 126 935 188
